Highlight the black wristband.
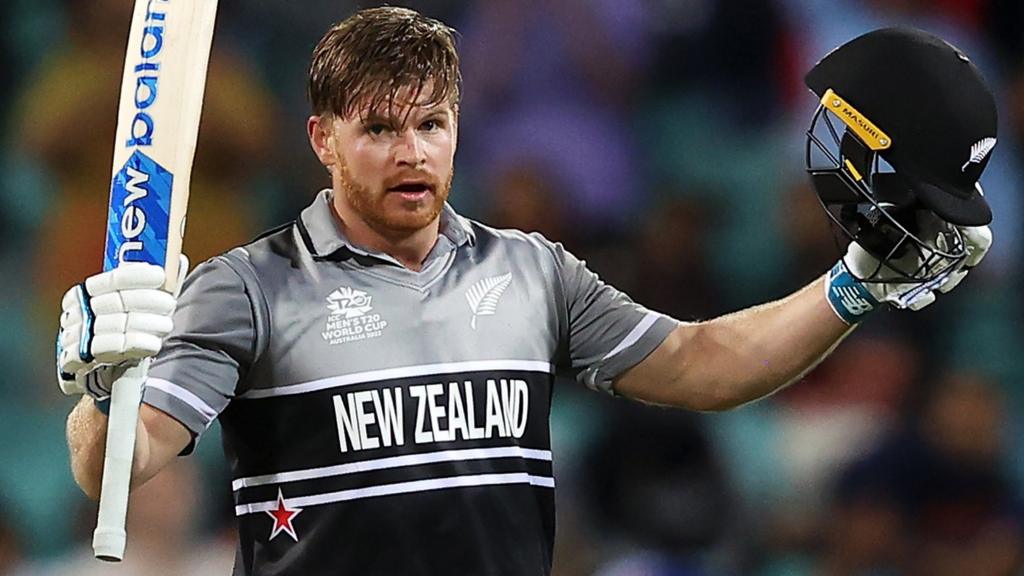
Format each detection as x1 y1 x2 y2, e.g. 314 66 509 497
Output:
93 396 111 415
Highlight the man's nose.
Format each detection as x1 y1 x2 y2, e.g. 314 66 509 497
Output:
394 129 426 166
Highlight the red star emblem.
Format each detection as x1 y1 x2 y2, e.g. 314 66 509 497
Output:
266 489 302 542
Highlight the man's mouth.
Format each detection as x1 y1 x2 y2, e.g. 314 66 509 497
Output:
387 181 433 200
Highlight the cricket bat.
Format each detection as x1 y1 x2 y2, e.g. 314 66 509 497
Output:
92 0 218 562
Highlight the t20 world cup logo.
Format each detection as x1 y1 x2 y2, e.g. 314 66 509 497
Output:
326 286 373 319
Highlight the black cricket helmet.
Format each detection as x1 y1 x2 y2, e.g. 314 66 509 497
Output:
804 27 997 283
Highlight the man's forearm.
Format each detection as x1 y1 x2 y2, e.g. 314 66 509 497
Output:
616 275 855 410
67 397 112 500
684 275 855 409
66 397 153 500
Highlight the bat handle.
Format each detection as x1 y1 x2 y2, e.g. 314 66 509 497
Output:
92 358 150 562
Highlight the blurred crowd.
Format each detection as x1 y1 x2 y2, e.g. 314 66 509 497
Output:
2 0 1023 574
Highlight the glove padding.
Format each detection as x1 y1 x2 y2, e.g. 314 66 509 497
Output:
844 224 991 311
827 222 991 323
57 255 189 400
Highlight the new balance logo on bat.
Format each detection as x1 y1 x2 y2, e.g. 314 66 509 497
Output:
105 151 173 269
127 0 169 148
104 0 174 270
466 273 512 329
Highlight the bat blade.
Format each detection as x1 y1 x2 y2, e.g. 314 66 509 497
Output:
93 0 218 562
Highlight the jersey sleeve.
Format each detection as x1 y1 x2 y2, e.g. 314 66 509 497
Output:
549 239 678 393
143 255 259 451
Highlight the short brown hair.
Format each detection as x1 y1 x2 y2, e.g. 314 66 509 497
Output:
308 7 461 120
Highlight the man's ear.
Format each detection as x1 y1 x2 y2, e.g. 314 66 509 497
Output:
307 115 336 168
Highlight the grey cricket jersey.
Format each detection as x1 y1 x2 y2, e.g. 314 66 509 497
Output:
143 189 677 576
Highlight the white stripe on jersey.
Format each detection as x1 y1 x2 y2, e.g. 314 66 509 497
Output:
601 311 661 361
146 377 219 423
239 359 555 399
232 446 553 491
234 473 555 516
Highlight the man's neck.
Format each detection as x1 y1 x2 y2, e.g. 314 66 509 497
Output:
330 196 440 272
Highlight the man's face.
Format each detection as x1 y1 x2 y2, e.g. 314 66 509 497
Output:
318 88 457 236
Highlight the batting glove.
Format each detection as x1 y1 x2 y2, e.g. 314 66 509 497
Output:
826 224 991 324
56 256 189 408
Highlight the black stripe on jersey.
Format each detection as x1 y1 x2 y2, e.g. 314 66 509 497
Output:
233 451 554 507
220 370 554 477
235 482 555 576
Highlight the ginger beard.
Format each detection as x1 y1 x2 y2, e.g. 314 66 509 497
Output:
337 157 453 235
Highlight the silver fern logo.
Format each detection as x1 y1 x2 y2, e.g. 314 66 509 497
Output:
466 272 513 329
961 137 996 172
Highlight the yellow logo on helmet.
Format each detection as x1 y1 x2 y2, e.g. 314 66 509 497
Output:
821 89 892 151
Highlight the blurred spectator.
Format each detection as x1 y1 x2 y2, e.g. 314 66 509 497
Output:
35 459 234 575
635 0 797 305
583 404 743 575
822 371 1024 575
706 328 923 574
0 2 65 398
0 503 26 575
457 0 650 229
589 194 723 322
0 2 64 126
983 0 1024 68
485 161 576 249
777 178 838 287
780 328 921 415
642 0 793 127
213 0 360 220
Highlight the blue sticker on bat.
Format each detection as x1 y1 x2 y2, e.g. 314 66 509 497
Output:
104 150 173 272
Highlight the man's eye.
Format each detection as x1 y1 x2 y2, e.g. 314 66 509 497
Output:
366 124 389 135
420 119 440 131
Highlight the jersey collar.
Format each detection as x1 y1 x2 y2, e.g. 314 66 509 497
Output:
299 189 476 260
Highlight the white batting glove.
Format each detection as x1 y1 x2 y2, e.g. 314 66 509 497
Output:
826 223 991 324
56 255 189 405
